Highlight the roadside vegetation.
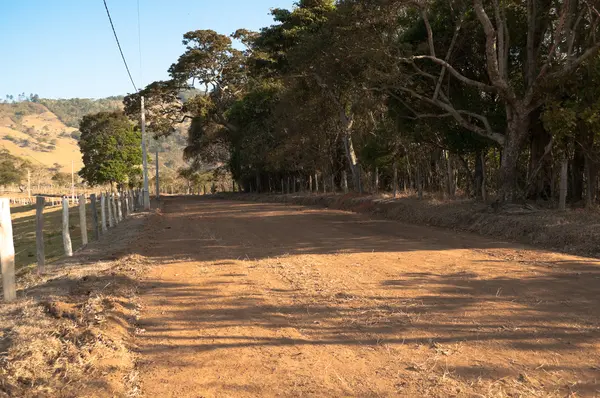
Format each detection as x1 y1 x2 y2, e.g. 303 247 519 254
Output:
122 0 600 208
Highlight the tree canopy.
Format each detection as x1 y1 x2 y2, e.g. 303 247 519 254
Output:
124 0 600 204
0 150 30 186
78 111 142 188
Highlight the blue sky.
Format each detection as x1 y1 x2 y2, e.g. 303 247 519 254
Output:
0 0 294 99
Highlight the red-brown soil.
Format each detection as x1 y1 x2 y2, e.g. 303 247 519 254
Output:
135 197 600 397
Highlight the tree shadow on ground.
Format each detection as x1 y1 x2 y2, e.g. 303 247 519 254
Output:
122 197 600 395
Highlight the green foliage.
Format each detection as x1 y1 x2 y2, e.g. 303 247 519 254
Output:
129 0 600 199
78 111 142 187
0 149 29 185
51 171 70 187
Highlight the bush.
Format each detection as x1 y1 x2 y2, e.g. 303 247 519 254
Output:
70 130 81 140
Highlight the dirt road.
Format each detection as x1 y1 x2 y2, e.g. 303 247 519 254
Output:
135 197 600 397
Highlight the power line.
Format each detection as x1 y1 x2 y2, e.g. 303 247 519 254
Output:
102 0 138 92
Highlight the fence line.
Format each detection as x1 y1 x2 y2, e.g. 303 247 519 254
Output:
1 189 145 302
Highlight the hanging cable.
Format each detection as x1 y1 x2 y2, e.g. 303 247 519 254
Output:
102 0 138 92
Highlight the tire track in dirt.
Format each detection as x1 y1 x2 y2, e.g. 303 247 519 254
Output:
135 196 600 397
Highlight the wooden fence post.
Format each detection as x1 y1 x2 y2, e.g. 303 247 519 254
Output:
36 196 45 274
0 199 16 301
108 193 114 228
62 197 73 257
123 193 129 218
79 194 88 246
111 193 119 225
116 192 123 222
100 193 107 233
90 194 99 240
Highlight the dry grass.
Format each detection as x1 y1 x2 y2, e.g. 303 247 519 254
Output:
10 202 101 274
0 107 82 171
220 192 600 258
0 211 150 398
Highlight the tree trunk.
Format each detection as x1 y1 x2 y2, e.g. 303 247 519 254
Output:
474 150 484 199
499 138 521 201
309 175 313 192
445 151 455 198
527 112 553 200
585 156 596 208
342 132 360 192
393 162 398 198
255 171 261 194
417 165 423 199
342 170 348 193
498 113 530 202
374 167 379 194
559 158 568 210
569 141 585 203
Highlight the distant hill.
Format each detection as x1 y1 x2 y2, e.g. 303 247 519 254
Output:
0 101 85 172
0 97 188 180
39 97 124 128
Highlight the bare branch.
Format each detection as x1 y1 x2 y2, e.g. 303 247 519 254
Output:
433 18 462 100
535 0 571 82
473 0 516 104
567 9 585 58
388 85 505 145
546 41 600 81
409 61 438 81
525 0 536 87
421 9 437 58
405 55 497 92
491 0 506 78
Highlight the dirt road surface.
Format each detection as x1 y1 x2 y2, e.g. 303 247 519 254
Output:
135 197 600 397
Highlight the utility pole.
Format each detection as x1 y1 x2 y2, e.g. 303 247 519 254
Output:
155 148 160 199
71 160 75 204
141 96 150 210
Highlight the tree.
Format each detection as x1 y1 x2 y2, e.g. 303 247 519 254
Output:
51 172 70 187
78 111 142 189
344 0 600 200
0 150 27 186
124 0 600 205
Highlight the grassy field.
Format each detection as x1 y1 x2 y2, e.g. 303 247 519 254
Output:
10 200 102 273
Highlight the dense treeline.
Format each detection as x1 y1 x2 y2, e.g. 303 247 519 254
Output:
125 0 600 205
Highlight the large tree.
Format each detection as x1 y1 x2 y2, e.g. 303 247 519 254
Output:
345 0 600 200
78 111 142 189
